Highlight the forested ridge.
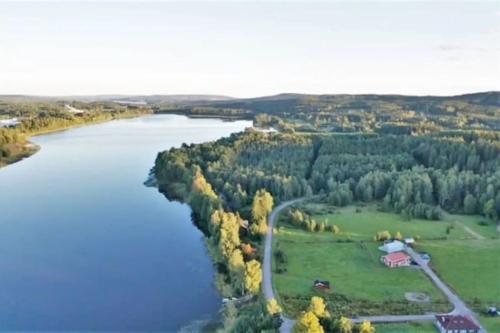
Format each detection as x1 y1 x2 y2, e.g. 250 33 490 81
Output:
158 91 500 134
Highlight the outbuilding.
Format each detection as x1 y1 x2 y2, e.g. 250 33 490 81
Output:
378 240 405 253
404 237 415 246
313 280 330 290
435 314 480 333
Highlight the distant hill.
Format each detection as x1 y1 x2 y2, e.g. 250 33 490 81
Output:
195 91 500 109
0 94 234 104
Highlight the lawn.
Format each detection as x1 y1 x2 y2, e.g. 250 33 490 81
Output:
417 239 500 305
272 227 450 316
441 213 499 239
295 203 497 241
481 316 500 333
274 201 497 321
374 321 437 333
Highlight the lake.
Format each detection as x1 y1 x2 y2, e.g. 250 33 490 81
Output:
0 115 251 331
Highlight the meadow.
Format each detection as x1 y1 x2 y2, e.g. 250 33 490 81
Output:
302 203 493 241
272 227 451 316
417 239 500 304
374 322 437 333
273 202 498 324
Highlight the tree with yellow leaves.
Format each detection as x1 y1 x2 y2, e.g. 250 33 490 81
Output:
250 218 269 236
358 320 375 333
192 167 217 199
252 189 274 222
308 296 329 318
293 311 324 333
339 316 353 333
244 259 262 294
218 211 241 260
228 249 245 293
266 298 282 315
375 230 391 241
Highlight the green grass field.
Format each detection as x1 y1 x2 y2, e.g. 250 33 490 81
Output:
273 202 497 320
441 213 499 239
274 228 445 301
375 317 500 333
481 316 500 333
374 322 437 333
300 203 496 241
272 226 451 316
417 239 500 304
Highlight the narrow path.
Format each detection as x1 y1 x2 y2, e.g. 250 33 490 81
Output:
455 221 485 240
263 197 308 333
405 247 486 333
441 210 485 240
352 314 435 323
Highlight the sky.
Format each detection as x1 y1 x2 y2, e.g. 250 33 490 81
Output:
0 1 499 97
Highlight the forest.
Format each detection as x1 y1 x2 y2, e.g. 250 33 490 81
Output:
157 92 500 134
154 125 499 331
156 131 500 223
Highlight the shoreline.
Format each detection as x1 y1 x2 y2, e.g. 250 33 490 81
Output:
1 112 255 170
0 112 151 169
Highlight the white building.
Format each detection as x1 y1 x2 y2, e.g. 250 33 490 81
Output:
378 240 405 253
0 118 20 128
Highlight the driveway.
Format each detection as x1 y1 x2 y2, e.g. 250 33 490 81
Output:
405 247 486 332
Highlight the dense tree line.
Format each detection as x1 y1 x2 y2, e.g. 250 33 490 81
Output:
156 131 500 225
159 92 500 133
313 135 500 220
155 130 315 218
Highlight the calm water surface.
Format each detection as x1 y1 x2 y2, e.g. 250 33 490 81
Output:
0 115 251 331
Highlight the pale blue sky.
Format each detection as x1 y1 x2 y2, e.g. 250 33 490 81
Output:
0 1 498 97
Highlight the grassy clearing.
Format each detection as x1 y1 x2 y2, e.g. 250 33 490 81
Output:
274 228 444 301
374 321 437 333
274 202 497 322
272 227 450 317
417 239 500 305
481 316 500 333
297 203 497 241
441 213 499 239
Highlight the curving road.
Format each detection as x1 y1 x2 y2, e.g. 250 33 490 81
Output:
263 198 308 333
263 198 486 333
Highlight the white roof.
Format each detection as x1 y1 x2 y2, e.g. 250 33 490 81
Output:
0 118 20 127
378 240 405 253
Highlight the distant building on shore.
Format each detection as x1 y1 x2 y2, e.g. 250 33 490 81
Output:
0 118 20 128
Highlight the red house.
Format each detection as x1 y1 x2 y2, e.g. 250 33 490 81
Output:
435 314 480 333
381 251 411 268
313 280 330 290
